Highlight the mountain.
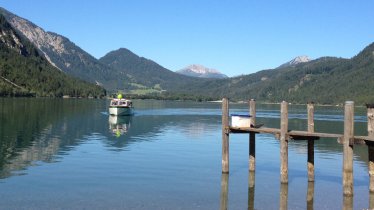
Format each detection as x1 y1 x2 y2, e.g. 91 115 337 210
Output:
278 56 312 68
99 48 207 92
176 64 228 79
2 7 374 103
0 8 206 93
0 7 130 91
173 42 374 104
0 14 106 97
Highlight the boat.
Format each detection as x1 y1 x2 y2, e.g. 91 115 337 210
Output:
109 95 134 116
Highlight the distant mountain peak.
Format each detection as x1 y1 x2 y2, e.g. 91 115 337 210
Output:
278 55 311 68
176 64 228 79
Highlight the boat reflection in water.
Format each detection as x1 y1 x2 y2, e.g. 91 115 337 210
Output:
109 115 132 137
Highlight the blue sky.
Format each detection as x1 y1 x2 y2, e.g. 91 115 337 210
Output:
2 0 374 76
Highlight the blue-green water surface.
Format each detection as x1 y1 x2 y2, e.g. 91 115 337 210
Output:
0 98 372 209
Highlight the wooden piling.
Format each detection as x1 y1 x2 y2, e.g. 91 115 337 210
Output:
343 101 354 196
222 98 230 173
220 99 374 201
280 101 289 184
367 104 374 193
249 99 256 172
307 102 315 182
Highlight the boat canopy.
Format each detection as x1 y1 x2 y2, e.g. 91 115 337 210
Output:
110 99 132 107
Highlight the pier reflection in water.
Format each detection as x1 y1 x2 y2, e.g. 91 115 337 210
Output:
371 192 374 209
218 171 374 209
248 171 255 210
307 181 314 210
220 174 229 210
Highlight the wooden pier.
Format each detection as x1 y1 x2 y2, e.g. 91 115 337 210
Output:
221 98 374 202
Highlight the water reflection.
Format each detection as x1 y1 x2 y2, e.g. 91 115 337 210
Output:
370 192 374 209
220 173 229 210
218 171 370 210
108 115 132 137
0 98 103 178
248 171 255 210
307 181 314 210
279 183 288 210
343 195 353 210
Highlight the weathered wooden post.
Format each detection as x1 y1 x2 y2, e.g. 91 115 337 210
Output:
280 101 289 184
343 101 354 196
307 102 315 182
249 99 256 172
367 104 374 195
222 98 230 173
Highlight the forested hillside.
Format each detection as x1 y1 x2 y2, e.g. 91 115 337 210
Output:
0 14 105 97
99 48 209 93
170 43 374 105
0 7 131 91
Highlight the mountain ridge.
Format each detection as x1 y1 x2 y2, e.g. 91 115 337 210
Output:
0 13 105 97
99 48 208 92
277 55 312 68
0 7 131 91
172 43 374 104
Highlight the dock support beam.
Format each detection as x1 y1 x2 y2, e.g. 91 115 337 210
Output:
222 98 230 173
307 102 315 182
249 99 256 172
343 101 354 196
280 101 289 184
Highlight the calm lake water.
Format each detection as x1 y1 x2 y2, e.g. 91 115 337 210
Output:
0 98 372 209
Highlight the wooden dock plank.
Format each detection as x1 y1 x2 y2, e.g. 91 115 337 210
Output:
230 126 280 134
288 131 342 139
355 136 374 142
230 126 342 139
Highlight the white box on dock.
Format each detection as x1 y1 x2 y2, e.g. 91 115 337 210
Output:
231 114 252 127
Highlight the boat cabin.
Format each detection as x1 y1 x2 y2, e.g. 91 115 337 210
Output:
110 99 133 107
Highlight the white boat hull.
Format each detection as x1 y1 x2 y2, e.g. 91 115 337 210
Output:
109 107 133 116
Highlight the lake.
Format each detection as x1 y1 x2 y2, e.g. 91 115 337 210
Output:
0 98 372 209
